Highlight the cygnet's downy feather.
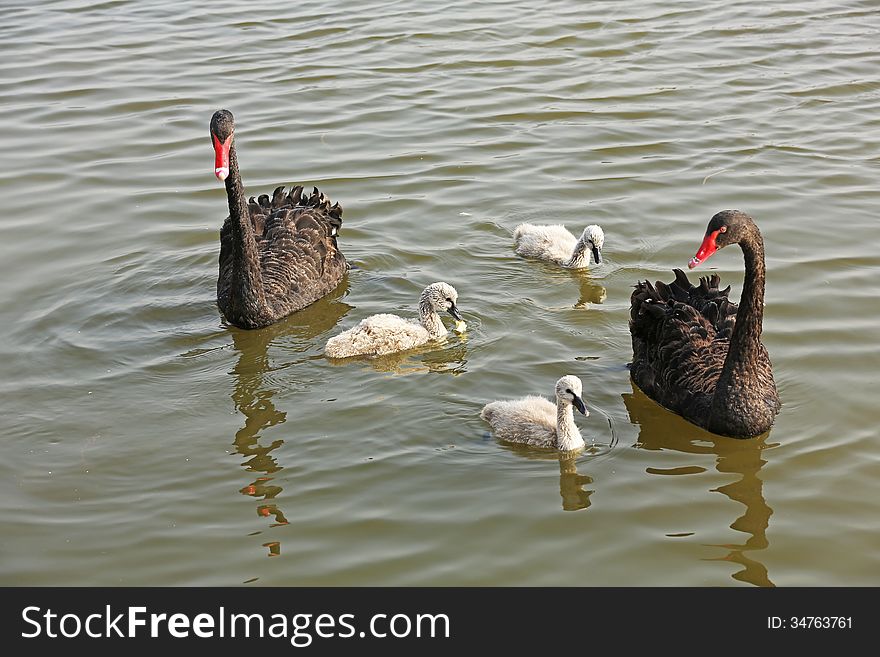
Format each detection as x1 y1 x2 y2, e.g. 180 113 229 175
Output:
325 282 463 358
480 375 589 452
513 223 605 269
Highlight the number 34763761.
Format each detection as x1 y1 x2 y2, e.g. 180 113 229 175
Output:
767 617 852 629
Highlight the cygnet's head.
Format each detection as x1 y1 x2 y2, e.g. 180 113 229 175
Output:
578 225 605 264
419 282 463 321
555 375 588 415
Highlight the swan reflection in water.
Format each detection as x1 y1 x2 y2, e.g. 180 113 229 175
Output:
517 251 607 310
228 284 352 557
623 381 776 587
571 270 607 309
558 456 595 511
496 444 597 512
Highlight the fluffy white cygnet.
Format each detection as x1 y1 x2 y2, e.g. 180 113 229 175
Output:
513 223 605 268
324 282 463 358
480 375 589 451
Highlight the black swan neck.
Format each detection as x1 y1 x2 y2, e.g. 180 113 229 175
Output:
730 225 765 360
225 144 250 228
715 223 766 398
225 143 267 318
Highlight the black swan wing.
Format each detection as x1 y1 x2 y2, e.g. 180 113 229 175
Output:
258 186 347 315
629 269 732 420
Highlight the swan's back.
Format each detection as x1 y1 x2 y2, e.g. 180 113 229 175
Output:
324 313 430 359
218 185 346 322
480 396 558 447
513 223 577 265
629 269 742 422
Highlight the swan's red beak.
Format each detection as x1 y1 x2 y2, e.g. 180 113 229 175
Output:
689 229 721 269
212 133 232 182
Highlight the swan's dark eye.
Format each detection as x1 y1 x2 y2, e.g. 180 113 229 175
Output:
565 388 573 395
446 297 452 303
719 226 728 233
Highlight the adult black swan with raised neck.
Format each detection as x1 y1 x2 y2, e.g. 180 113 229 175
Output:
629 210 780 438
209 109 347 329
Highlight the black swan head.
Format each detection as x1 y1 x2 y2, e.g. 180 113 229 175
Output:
688 209 753 269
210 109 235 182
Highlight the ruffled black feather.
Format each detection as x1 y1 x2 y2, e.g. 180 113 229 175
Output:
629 268 737 426
218 185 347 328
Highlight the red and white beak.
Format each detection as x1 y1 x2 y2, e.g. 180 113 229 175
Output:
689 229 721 269
212 133 232 181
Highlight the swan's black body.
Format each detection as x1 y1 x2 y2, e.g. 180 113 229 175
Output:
629 211 780 438
211 110 347 329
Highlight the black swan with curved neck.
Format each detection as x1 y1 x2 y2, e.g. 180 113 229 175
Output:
210 109 347 329
629 210 780 438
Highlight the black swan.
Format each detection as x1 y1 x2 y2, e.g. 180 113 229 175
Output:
629 210 780 438
209 109 347 329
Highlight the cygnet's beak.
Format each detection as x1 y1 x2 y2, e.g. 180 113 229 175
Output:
591 244 602 264
573 394 588 416
447 303 463 322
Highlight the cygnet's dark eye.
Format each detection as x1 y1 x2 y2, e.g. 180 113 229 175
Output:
446 298 452 303
565 388 573 395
